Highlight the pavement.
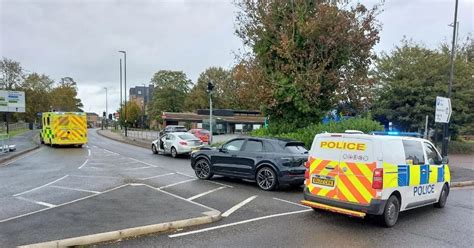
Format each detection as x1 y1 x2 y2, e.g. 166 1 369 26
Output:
0 130 40 165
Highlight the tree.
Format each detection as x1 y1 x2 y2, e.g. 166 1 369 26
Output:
21 73 54 122
235 0 380 130
0 58 23 90
149 70 191 121
371 38 474 136
50 77 84 112
117 101 141 127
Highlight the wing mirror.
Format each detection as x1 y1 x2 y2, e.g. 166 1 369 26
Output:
219 146 228 153
442 156 449 164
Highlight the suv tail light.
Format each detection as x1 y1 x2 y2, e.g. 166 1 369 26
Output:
305 169 309 180
372 168 383 189
179 141 188 145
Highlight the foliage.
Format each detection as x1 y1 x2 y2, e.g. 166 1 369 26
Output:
117 101 142 127
372 38 474 137
50 77 84 112
235 0 381 129
448 140 474 155
252 117 384 148
149 70 191 122
21 73 54 122
0 57 23 89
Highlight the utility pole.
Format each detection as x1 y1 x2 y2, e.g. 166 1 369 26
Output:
207 81 214 145
104 87 108 129
442 0 458 157
119 51 127 137
119 58 122 130
142 83 146 129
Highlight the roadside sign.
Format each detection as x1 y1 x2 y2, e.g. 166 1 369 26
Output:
0 90 26 113
435 96 452 123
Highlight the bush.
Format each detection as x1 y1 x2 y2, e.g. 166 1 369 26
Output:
251 118 384 148
448 140 474 154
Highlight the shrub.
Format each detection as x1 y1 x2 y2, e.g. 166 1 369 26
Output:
251 118 384 148
448 140 474 154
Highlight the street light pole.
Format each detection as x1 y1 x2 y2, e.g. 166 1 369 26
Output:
142 83 146 129
442 0 458 157
119 58 122 129
104 87 108 129
119 50 127 137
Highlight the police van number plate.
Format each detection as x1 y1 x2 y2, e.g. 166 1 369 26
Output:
312 176 334 187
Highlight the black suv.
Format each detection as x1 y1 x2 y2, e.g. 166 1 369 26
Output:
191 137 308 190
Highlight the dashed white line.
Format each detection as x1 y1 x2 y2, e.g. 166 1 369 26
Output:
16 196 57 208
128 157 158 168
273 197 311 209
187 186 226 201
48 185 101 194
125 166 152 170
139 173 175 180
206 180 234 188
103 149 119 155
78 159 89 169
13 175 69 197
169 209 312 238
159 179 197 189
69 174 121 179
88 149 91 156
221 195 257 217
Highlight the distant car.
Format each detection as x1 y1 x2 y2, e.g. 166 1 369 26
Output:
190 137 308 191
151 132 203 158
162 125 188 134
189 129 210 144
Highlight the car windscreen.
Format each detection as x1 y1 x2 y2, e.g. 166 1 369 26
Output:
285 144 308 154
179 134 198 140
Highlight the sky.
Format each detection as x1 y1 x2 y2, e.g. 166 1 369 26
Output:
1 0 473 115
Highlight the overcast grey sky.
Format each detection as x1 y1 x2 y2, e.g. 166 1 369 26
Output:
1 0 473 115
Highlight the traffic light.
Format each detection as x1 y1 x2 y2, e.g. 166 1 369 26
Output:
103 111 106 117
108 114 113 120
207 81 214 92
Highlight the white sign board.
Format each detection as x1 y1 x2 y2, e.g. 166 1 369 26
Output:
0 90 26 113
236 124 243 130
435 96 451 123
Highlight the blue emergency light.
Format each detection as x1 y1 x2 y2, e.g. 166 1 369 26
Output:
370 131 421 138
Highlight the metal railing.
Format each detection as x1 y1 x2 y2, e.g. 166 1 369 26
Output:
0 122 29 133
0 133 10 153
123 128 160 141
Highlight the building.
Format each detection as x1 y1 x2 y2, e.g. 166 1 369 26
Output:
86 112 99 127
129 84 154 111
162 109 265 134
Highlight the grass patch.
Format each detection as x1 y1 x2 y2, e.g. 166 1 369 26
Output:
0 128 30 138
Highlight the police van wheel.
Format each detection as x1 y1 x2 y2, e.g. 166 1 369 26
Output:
381 195 400 228
434 184 448 208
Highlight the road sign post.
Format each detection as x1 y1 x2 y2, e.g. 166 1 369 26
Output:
435 96 452 157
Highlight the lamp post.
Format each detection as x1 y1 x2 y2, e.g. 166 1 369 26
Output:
142 83 146 129
207 81 214 145
442 0 458 157
104 87 108 129
119 58 122 129
119 50 127 137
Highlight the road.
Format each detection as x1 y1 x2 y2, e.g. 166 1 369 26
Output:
0 130 473 247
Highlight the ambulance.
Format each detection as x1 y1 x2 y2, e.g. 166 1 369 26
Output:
301 131 450 227
40 112 88 147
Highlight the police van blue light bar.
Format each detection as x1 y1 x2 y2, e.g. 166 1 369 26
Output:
370 131 421 138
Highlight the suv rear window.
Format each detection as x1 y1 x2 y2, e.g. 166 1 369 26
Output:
285 144 308 154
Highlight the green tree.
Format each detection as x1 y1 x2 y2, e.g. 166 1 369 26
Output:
235 0 380 130
20 73 54 122
149 70 191 121
50 77 84 112
0 57 23 89
372 38 474 136
117 101 142 127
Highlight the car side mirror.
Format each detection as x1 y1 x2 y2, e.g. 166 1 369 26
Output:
219 147 227 153
442 156 449 164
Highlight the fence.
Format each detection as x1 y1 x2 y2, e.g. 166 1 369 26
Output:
0 122 29 134
122 128 161 141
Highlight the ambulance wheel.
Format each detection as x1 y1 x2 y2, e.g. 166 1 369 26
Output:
434 184 449 208
380 195 400 228
152 144 158 154
40 136 44 144
171 147 178 158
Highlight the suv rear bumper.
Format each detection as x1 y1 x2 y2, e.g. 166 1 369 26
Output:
303 187 386 215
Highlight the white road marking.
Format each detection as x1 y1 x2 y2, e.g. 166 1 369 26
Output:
169 209 312 238
13 175 69 197
1 148 43 166
221 195 257 217
139 173 175 180
0 184 128 223
48 185 101 194
125 166 152 170
78 159 89 169
187 186 226 201
128 157 159 168
82 166 104 170
16 196 56 208
69 174 121 179
88 149 91 156
159 179 198 189
175 172 233 188
175 172 195 178
273 197 311 209
103 149 119 155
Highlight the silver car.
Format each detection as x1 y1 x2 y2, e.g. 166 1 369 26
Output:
151 132 203 158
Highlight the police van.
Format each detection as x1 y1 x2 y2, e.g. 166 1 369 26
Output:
301 131 450 227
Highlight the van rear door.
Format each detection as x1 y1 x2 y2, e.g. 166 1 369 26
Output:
338 136 376 206
306 135 342 201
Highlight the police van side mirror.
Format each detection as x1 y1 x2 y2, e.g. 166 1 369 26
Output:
442 156 449 164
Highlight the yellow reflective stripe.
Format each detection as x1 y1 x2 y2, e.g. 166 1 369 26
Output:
410 165 420 186
343 163 373 203
445 165 451 182
337 179 357 203
429 165 438 184
383 162 398 188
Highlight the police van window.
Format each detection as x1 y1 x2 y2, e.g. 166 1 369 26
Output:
424 142 442 164
402 140 425 165
243 140 263 152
